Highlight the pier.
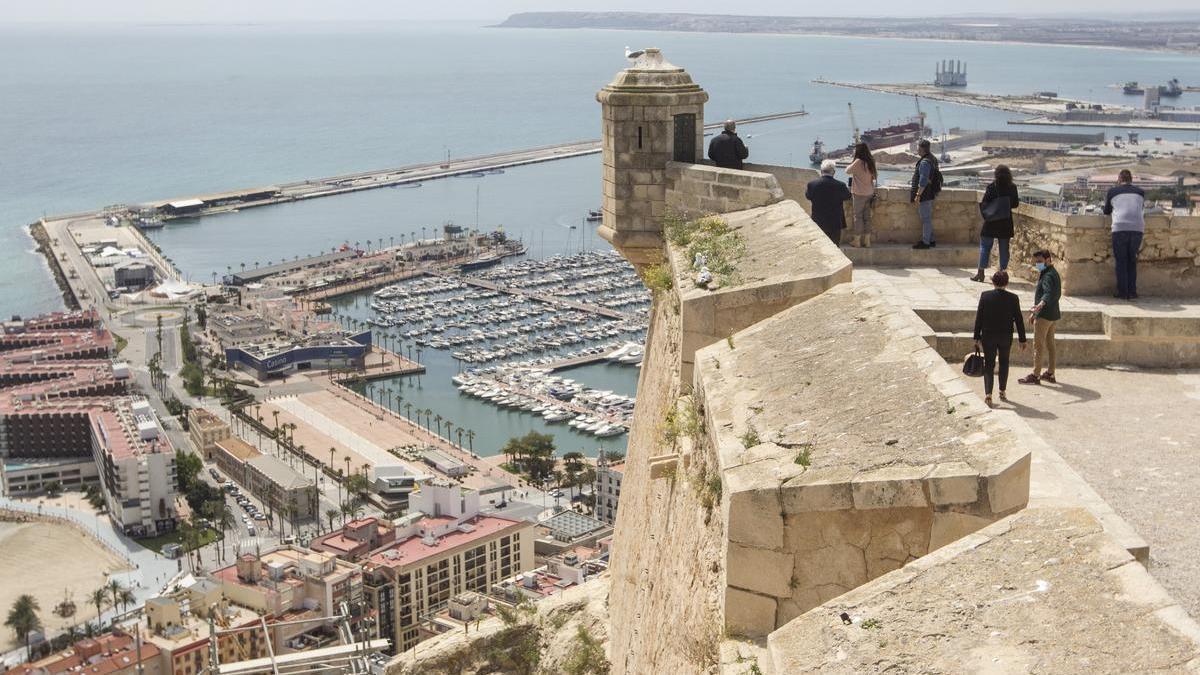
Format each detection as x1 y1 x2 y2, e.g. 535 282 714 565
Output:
812 79 1200 131
130 109 810 221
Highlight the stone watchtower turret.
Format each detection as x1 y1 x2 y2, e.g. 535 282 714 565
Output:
596 48 708 267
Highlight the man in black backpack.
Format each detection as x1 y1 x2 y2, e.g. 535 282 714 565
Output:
910 139 941 249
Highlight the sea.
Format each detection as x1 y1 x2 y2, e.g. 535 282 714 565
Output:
3 20 1199 455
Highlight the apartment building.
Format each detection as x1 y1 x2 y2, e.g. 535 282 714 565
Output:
213 436 319 521
187 408 230 460
593 452 624 525
90 399 179 536
211 548 364 649
360 481 533 653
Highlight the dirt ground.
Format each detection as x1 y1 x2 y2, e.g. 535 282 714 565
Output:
0 520 128 648
966 366 1200 616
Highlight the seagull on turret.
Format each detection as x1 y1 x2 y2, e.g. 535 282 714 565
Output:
625 46 645 61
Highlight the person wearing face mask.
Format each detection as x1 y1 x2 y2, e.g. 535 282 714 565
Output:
1019 250 1061 385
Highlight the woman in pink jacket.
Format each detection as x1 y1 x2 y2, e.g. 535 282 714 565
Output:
845 142 877 247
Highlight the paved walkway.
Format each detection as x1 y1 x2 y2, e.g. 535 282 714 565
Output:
977 366 1200 618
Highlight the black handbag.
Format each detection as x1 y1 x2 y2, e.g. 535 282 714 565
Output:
980 195 1011 223
962 350 985 377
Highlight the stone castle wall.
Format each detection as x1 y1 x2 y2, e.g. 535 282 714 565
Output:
604 296 730 674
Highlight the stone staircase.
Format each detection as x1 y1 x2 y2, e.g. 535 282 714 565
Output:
842 242 979 268
914 305 1200 368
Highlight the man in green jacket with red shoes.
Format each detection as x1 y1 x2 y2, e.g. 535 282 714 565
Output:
1019 250 1061 385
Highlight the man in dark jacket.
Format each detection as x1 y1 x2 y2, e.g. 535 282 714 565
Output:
972 270 1027 406
805 160 852 245
708 120 749 170
909 139 941 249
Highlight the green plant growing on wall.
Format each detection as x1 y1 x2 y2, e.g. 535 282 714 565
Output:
640 263 674 294
563 625 611 675
794 444 813 467
739 426 760 449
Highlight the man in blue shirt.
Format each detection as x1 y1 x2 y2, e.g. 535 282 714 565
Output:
1103 169 1146 300
909 139 940 249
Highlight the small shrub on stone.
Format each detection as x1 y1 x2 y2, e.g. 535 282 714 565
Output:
794 446 812 467
640 263 674 294
562 625 611 675
739 426 760 449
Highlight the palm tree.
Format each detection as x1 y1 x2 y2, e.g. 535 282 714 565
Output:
444 420 455 444
5 595 42 659
118 589 136 615
403 402 413 421
467 430 475 453
329 447 336 471
326 508 340 533
343 456 352 485
456 428 465 448
434 414 443 437
340 501 353 526
107 579 124 615
89 588 108 630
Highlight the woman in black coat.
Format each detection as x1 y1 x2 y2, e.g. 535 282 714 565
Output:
973 270 1028 407
972 164 1020 282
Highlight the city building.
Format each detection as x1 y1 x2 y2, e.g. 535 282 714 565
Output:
113 260 157 290
224 333 371 380
2 629 163 675
90 399 179 536
0 456 99 496
593 452 624 525
420 447 468 478
310 516 397 562
213 436 318 521
207 306 275 347
534 509 611 557
0 312 177 534
244 454 319 521
360 481 534 653
141 592 266 675
187 409 230 460
211 548 365 640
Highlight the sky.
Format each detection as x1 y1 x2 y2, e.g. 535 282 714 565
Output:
0 0 1194 23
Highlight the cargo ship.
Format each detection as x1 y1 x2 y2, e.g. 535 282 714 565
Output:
823 117 930 160
1123 79 1182 97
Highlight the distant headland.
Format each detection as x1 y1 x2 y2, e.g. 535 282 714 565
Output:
494 12 1200 53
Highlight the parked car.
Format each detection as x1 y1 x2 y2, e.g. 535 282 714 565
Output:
247 526 257 537
253 513 267 521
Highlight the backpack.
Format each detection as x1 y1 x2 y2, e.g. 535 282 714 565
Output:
926 157 944 197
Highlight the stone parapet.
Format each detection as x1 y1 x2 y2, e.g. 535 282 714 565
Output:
766 508 1200 673
1012 203 1200 297
664 161 785 215
665 199 852 387
693 282 1030 636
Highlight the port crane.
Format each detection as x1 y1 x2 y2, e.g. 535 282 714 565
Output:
847 102 860 144
935 106 951 163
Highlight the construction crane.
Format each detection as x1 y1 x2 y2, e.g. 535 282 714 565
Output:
913 95 927 134
935 106 951 163
847 102 860 144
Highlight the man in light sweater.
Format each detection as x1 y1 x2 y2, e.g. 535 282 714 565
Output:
1103 169 1146 300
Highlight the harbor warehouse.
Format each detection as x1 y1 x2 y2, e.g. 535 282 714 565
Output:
225 333 371 379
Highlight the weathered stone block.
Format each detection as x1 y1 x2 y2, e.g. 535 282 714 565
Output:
927 462 980 505
851 465 930 510
727 543 794 598
780 468 855 513
724 587 777 637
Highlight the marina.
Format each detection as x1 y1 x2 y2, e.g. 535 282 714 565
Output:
328 250 648 455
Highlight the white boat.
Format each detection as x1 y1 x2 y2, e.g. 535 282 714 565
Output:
595 425 626 438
